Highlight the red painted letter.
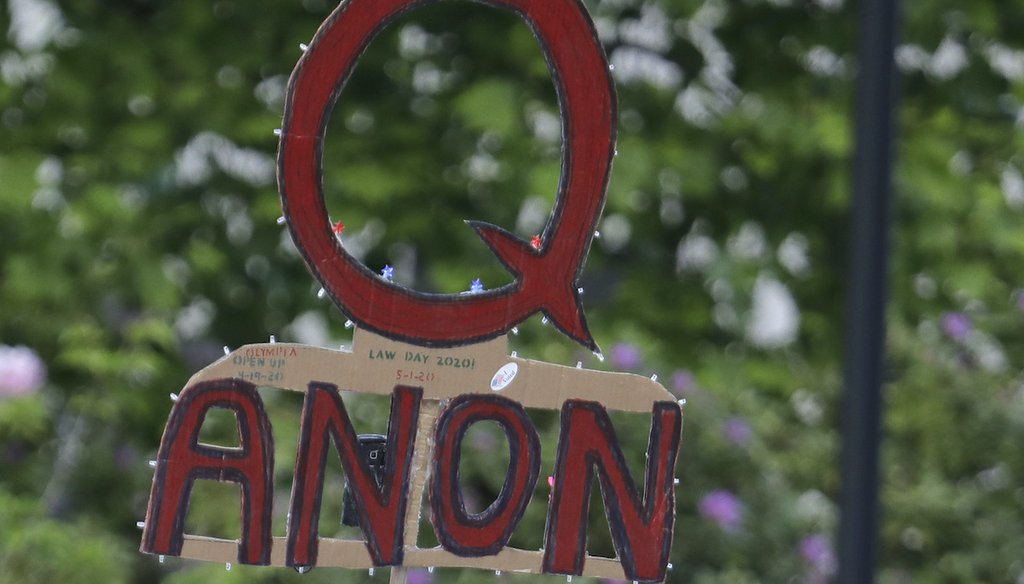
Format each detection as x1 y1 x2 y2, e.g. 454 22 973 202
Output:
543 400 681 582
287 383 422 568
141 378 274 565
430 394 541 556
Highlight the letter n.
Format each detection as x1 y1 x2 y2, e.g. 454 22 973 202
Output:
287 383 422 568
543 400 682 582
140 378 274 565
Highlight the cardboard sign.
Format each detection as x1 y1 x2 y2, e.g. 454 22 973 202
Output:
141 0 684 581
141 330 681 581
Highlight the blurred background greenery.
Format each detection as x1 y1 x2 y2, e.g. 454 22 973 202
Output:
3 0 1024 582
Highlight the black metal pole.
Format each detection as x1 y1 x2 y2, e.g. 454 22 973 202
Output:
838 0 900 582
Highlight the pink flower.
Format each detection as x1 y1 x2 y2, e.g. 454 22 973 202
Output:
698 489 743 533
0 345 46 398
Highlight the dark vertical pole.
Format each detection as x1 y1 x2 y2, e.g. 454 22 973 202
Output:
839 0 900 582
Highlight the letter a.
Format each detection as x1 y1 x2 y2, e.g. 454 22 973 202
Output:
543 400 682 582
141 378 275 565
287 383 422 569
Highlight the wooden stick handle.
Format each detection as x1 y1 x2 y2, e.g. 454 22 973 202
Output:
390 399 441 584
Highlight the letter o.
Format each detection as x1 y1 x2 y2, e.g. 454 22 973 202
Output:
429 394 541 556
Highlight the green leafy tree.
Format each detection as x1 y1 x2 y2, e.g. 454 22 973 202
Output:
2 0 1024 582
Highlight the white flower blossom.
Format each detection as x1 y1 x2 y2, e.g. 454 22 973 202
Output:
746 274 800 348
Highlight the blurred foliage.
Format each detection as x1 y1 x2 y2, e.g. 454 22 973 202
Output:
2 0 1024 582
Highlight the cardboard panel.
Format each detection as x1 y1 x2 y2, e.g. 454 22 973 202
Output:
189 328 673 413
143 331 683 579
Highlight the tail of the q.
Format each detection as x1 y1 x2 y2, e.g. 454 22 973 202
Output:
468 221 598 352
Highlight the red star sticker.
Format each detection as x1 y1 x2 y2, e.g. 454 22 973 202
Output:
332 221 345 235
531 235 542 250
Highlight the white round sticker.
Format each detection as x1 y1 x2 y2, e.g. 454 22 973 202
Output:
490 362 518 391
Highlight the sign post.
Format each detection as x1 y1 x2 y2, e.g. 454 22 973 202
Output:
839 0 900 581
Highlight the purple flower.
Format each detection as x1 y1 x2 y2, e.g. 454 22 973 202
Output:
406 569 434 584
670 369 695 395
723 417 753 445
610 343 643 370
381 264 394 281
940 312 971 341
0 345 46 398
800 534 836 577
698 489 743 533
